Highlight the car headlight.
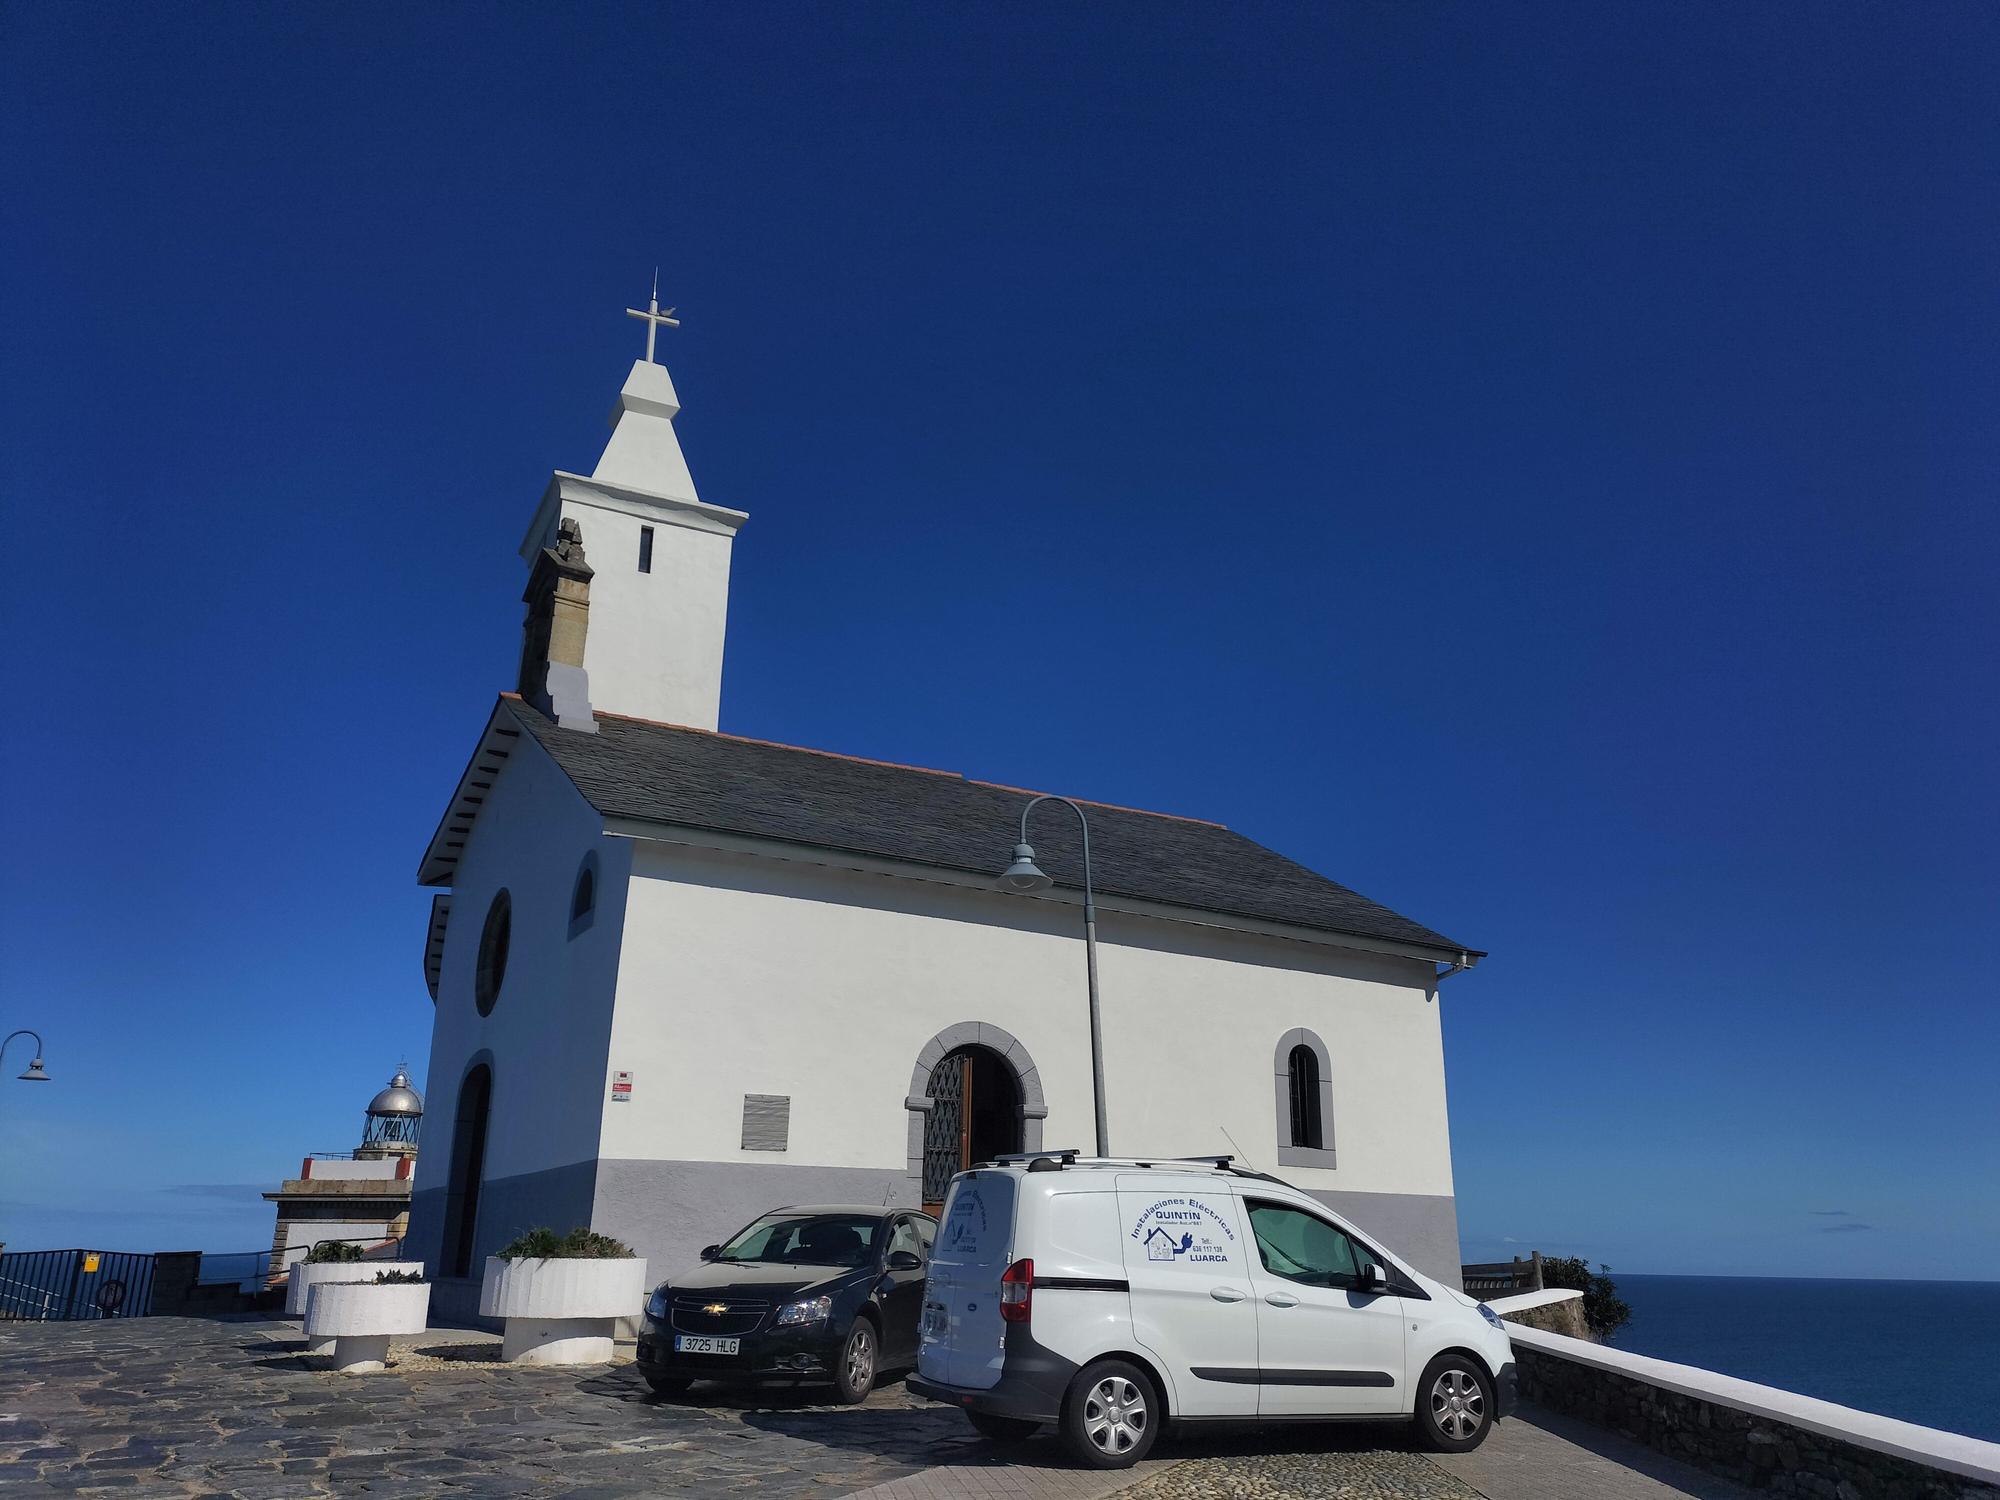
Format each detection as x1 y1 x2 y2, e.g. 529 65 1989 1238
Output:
1478 1302 1505 1330
774 1295 833 1327
646 1288 669 1320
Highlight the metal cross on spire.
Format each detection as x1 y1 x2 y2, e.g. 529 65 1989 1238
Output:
625 269 681 363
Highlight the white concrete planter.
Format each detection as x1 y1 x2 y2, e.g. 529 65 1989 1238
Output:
479 1255 646 1365
286 1261 425 1355
302 1279 429 1373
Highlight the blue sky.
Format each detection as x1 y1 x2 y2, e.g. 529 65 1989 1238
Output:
3 3 1995 1280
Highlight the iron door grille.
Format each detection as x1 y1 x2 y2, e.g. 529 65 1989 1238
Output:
921 1055 967 1204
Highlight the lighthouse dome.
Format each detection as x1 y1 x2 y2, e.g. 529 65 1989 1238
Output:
366 1066 424 1118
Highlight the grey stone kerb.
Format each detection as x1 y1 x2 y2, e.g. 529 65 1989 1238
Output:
1274 1026 1337 1169
904 1021 1048 1195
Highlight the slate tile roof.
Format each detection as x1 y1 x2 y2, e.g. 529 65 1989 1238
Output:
497 696 1478 961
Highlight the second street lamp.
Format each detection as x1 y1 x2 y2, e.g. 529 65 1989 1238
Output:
995 796 1108 1157
1 1029 50 1083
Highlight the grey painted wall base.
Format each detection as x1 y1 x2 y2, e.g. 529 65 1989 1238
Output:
420 1157 1460 1295
405 1160 600 1282
1299 1187 1461 1285
584 1157 1461 1290
590 1158 915 1284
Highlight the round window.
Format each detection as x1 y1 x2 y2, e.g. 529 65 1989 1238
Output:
475 889 511 1016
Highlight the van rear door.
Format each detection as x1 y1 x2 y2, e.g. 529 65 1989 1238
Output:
917 1171 1017 1389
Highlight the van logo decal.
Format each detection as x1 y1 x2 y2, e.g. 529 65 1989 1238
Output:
1130 1197 1236 1266
943 1187 988 1251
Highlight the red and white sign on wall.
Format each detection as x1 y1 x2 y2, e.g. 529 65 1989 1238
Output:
611 1070 633 1103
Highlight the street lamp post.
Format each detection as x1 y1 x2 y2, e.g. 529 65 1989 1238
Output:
996 795 1108 1157
1 1030 50 1083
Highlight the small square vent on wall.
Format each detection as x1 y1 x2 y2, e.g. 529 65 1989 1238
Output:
741 1094 790 1152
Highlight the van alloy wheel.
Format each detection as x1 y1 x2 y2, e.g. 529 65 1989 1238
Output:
1429 1367 1486 1440
1082 1373 1149 1456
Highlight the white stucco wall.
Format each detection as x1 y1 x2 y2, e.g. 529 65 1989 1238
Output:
305 1159 403 1181
413 739 631 1207
596 841 1454 1201
556 498 735 731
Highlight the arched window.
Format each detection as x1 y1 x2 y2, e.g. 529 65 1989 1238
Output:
568 853 597 938
1287 1045 1322 1148
1274 1029 1336 1167
474 889 511 1016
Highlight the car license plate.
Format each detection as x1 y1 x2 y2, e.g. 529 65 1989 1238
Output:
673 1335 739 1355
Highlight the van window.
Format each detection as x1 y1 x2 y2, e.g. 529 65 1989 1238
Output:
935 1172 1016 1266
1246 1200 1364 1288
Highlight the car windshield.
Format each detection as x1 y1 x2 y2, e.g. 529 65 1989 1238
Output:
715 1213 881 1267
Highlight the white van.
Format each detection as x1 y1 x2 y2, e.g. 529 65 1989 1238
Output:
907 1154 1516 1468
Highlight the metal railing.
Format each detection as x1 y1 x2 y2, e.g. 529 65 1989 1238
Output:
0 1248 158 1321
1462 1251 1544 1297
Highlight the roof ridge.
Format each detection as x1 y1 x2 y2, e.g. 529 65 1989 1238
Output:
964 778 1227 829
509 696 1228 829
583 704 964 779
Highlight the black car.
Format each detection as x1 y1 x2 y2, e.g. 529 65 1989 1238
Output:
636 1205 937 1403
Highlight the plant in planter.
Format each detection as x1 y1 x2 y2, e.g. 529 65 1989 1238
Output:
479 1227 645 1365
302 1271 430 1373
285 1245 427 1354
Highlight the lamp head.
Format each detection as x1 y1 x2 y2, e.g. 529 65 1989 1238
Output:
998 843 1052 893
19 1058 49 1082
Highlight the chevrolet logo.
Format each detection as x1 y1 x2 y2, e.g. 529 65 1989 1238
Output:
702 1303 728 1316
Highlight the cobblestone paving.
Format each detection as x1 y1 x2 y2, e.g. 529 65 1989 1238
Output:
1120 1430 1481 1500
0 1315 1746 1500
0 1314 989 1497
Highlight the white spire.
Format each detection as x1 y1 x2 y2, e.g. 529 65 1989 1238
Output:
595 281 699 499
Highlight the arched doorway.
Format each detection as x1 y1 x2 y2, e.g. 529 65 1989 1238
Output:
440 1063 492 1278
920 1046 1023 1214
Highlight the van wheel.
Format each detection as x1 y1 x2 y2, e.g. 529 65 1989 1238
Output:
1060 1359 1159 1469
831 1318 878 1404
966 1410 1039 1443
1413 1354 1494 1452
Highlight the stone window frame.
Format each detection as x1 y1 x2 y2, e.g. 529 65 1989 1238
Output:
903 1021 1049 1198
567 852 599 939
1274 1027 1337 1169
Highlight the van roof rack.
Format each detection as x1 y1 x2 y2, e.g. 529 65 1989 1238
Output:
978 1152 1285 1184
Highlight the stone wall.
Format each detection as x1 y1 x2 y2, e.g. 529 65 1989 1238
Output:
1514 1338 2000 1500
1495 1294 1592 1340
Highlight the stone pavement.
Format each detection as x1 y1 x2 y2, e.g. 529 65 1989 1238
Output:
0 1313 1751 1500
1435 1403 1755 1500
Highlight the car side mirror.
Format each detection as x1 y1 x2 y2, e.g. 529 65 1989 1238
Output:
885 1250 923 1272
1356 1261 1386 1293
699 1244 721 1262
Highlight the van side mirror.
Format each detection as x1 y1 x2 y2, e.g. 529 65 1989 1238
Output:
884 1250 923 1272
699 1244 721 1262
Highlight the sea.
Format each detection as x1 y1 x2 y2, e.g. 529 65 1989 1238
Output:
1606 1274 2000 1443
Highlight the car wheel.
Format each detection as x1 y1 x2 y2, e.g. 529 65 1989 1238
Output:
1413 1354 1494 1452
831 1317 878 1404
966 1410 1040 1443
1060 1358 1159 1469
644 1373 693 1400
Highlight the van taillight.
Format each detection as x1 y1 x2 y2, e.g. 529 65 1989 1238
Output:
999 1258 1033 1324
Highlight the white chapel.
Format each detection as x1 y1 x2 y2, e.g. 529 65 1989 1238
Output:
407 298 1483 1321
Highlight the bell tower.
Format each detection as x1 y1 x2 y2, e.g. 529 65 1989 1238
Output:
517 285 749 731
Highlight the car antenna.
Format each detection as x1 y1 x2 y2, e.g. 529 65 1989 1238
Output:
1220 1126 1258 1174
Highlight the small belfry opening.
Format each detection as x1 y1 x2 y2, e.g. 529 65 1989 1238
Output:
920 1045 1023 1214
